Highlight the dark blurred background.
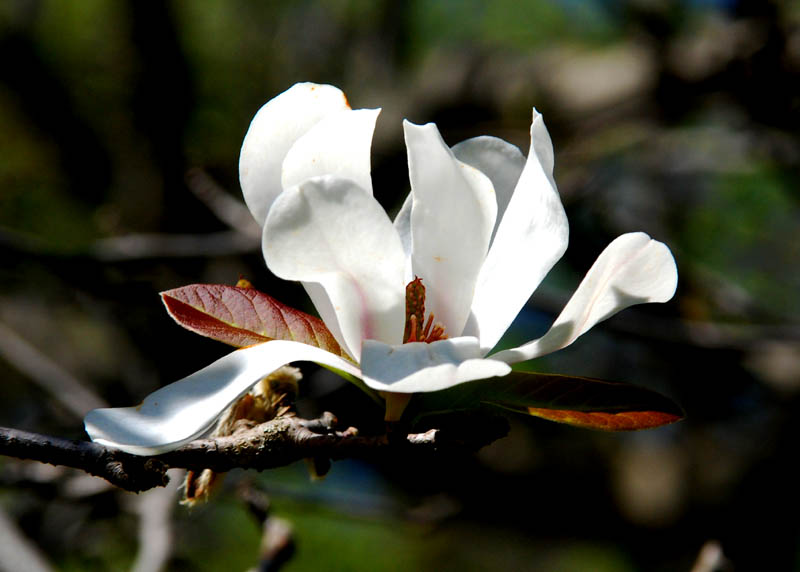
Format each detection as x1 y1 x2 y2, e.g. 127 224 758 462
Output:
1 0 799 570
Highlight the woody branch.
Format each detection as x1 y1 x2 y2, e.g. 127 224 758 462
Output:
0 411 509 493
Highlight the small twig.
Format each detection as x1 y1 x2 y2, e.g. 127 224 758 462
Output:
0 321 107 417
90 230 258 261
240 484 295 572
690 540 729 572
0 506 55 572
258 517 294 572
0 412 509 493
533 284 800 350
130 469 183 572
184 168 261 239
0 319 179 569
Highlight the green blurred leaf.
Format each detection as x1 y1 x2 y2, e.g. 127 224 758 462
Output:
683 167 800 318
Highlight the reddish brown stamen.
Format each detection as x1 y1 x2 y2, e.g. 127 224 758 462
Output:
422 314 433 339
403 277 447 344
405 314 419 343
429 323 446 342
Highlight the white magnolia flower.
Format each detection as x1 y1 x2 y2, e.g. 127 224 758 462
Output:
84 83 678 455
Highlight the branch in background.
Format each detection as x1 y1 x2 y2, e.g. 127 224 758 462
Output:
184 168 261 239
0 412 510 494
130 469 183 572
691 540 730 572
0 319 179 570
532 283 800 350
0 322 108 417
240 484 295 571
90 230 259 261
0 506 55 572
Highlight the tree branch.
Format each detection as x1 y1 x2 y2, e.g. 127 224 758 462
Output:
0 412 509 493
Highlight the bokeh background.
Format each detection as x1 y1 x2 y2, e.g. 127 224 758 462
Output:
2 0 799 570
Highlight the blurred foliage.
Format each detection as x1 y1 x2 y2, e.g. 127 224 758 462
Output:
683 167 800 318
2 0 800 570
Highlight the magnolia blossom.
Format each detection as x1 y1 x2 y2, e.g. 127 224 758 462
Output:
84 83 677 455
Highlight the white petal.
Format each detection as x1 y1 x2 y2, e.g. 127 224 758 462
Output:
84 341 361 455
392 191 414 282
404 120 497 337
239 83 350 225
360 337 511 393
464 110 569 353
490 232 678 364
451 135 526 246
301 281 352 360
263 176 406 360
282 108 380 195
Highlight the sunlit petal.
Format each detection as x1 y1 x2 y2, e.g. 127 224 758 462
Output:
490 233 678 364
263 176 406 360
302 281 353 360
239 83 349 225
404 120 496 337
464 110 569 353
451 135 526 246
282 108 380 195
84 341 361 455
392 191 414 282
361 336 511 393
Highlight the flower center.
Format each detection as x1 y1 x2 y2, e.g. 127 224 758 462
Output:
403 277 447 343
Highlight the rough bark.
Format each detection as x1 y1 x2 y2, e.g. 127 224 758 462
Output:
0 412 509 493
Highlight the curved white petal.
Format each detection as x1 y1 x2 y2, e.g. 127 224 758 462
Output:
360 337 511 393
84 341 361 455
464 110 569 353
451 135 526 246
392 191 414 282
282 108 380 195
302 281 353 360
399 135 526 310
263 176 406 360
239 83 350 225
490 232 678 364
404 120 496 337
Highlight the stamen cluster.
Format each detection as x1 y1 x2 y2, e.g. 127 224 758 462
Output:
402 277 447 344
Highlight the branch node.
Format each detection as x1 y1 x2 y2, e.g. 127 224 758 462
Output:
300 412 338 434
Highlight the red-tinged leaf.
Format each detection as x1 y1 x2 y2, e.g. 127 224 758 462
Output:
524 408 681 431
161 284 349 358
413 371 683 431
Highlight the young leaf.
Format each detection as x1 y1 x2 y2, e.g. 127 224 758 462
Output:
413 371 683 431
521 408 680 431
161 284 349 357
